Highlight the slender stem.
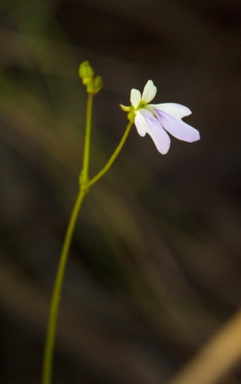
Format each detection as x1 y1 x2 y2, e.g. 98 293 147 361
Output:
42 91 95 384
41 82 132 384
42 188 87 384
81 93 94 186
88 121 133 188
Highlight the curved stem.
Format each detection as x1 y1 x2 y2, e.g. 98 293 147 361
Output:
42 188 87 384
42 100 132 384
88 121 133 188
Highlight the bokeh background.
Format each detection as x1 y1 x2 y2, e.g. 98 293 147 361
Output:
0 0 241 383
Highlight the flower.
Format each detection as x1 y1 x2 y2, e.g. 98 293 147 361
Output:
121 80 200 154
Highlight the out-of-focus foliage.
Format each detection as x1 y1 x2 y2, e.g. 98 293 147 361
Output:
0 1 241 383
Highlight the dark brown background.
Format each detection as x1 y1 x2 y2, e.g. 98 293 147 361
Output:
0 0 241 383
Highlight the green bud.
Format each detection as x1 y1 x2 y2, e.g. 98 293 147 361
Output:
79 61 94 81
79 61 103 95
86 79 95 94
93 76 103 94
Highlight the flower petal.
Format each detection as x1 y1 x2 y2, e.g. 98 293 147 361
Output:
140 111 171 154
134 111 149 137
142 80 157 103
156 110 200 142
150 103 192 119
130 89 141 108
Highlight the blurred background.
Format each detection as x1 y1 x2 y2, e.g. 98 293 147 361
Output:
0 0 241 383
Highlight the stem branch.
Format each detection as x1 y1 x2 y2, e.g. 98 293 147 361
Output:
88 121 132 188
42 87 132 384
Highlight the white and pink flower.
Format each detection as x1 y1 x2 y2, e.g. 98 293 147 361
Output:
122 80 200 154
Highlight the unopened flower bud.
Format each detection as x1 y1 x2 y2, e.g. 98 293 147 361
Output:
79 61 94 83
93 76 103 94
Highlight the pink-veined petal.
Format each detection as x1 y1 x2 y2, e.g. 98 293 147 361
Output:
150 103 192 119
142 80 157 103
156 110 200 142
143 113 171 154
130 89 141 108
134 111 149 137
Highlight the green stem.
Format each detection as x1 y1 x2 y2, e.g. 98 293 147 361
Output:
81 93 94 186
42 188 87 384
42 87 132 384
42 92 95 384
88 121 133 188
